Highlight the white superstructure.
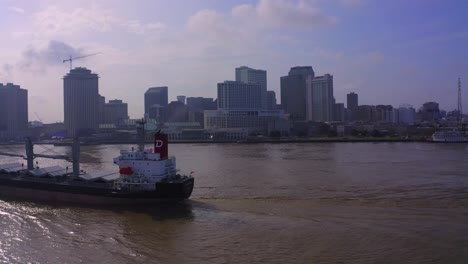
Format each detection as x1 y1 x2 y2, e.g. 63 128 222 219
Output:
113 148 177 182
432 128 468 142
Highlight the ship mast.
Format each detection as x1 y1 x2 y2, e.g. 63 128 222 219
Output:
136 118 146 152
25 137 81 175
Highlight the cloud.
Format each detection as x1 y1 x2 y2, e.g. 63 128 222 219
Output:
229 0 338 29
231 4 256 21
187 9 229 36
19 41 86 72
28 5 167 42
0 64 14 82
33 5 114 37
8 6 25 14
124 20 166 34
181 0 337 63
24 41 83 66
186 9 259 55
256 0 338 27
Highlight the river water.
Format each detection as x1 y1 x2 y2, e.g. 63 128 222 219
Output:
0 142 467 263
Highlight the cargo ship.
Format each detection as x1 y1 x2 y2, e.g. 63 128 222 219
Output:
0 120 194 205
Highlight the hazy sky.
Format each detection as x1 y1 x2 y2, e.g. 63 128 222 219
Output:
0 0 467 122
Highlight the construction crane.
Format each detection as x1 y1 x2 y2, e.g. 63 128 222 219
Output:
63 53 99 70
34 112 43 123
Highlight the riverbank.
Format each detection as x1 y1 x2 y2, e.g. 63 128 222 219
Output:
23 137 438 146
3 137 452 146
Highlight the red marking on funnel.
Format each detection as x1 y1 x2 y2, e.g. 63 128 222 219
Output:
154 133 168 160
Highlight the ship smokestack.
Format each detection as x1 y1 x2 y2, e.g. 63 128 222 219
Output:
154 132 168 160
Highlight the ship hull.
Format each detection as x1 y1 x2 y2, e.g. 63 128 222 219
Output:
0 177 194 205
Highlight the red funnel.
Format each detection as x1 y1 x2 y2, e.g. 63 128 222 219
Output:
154 133 168 160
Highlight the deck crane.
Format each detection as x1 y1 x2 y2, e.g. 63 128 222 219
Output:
63 53 99 70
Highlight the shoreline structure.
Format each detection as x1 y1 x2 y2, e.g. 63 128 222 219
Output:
30 137 446 145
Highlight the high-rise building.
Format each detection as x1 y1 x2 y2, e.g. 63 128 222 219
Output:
266 91 277 110
235 66 267 109
347 92 358 110
207 67 285 136
398 104 415 125
148 104 166 122
356 105 377 123
165 101 188 123
419 102 440 122
306 74 334 122
280 66 314 120
346 92 359 121
98 95 106 124
103 99 129 125
186 97 216 110
177 95 186 105
334 103 345 122
186 97 216 127
204 109 287 135
63 68 99 137
217 81 263 110
375 105 399 123
0 83 28 139
144 87 168 114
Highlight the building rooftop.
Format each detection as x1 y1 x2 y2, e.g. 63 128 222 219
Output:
146 87 168 93
63 67 99 79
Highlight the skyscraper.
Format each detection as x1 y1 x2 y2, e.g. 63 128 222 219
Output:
346 92 359 121
347 92 358 110
63 68 99 137
165 101 188 123
398 104 415 125
306 74 334 122
334 103 345 121
144 87 168 114
103 99 129 125
0 83 28 139
280 66 314 120
235 66 267 109
186 97 216 110
419 102 440 122
205 68 286 136
186 97 216 127
266 91 277 110
176 95 186 105
217 81 263 110
98 95 106 124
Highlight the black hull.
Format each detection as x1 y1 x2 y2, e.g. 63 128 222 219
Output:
0 176 194 205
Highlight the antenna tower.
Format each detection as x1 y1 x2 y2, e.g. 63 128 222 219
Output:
458 78 462 125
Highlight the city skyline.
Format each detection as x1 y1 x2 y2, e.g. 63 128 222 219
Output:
0 0 467 122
